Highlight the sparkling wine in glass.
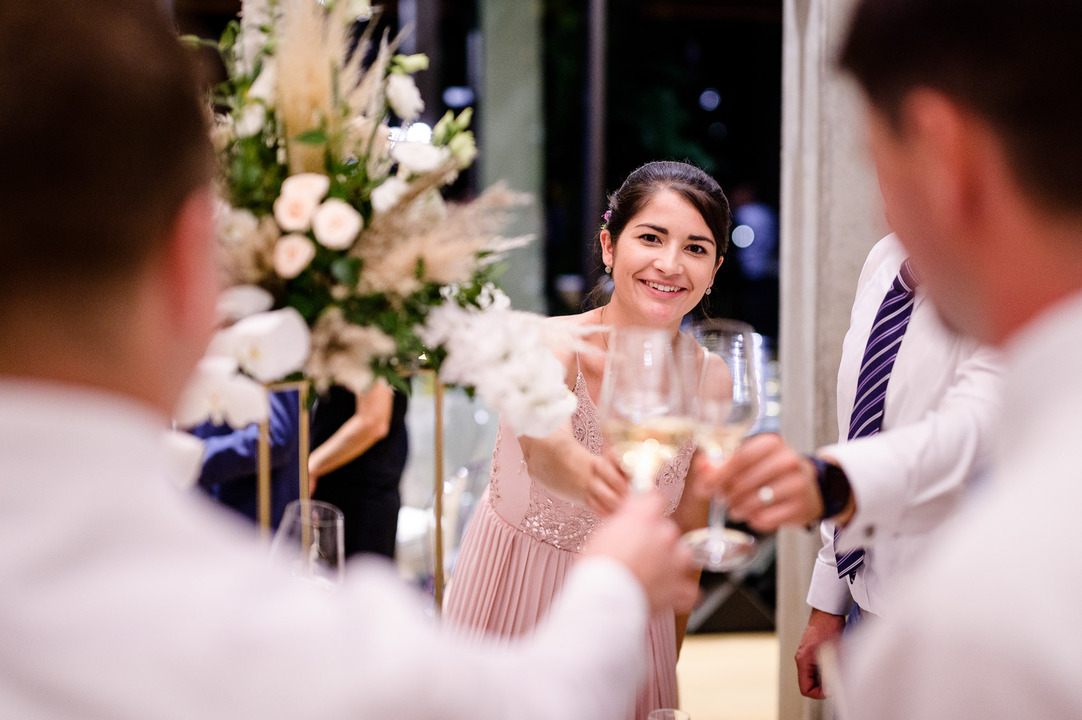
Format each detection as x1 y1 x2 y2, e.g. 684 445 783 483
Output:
682 319 761 572
269 499 345 590
599 327 695 493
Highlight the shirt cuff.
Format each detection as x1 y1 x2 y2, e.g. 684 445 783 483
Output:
819 441 906 552
806 549 853 616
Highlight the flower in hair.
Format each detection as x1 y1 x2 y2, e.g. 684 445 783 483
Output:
601 209 611 229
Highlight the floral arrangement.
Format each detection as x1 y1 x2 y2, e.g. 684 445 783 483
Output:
174 0 576 438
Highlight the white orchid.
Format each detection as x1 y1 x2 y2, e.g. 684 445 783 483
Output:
173 356 270 428
217 307 312 383
217 284 275 323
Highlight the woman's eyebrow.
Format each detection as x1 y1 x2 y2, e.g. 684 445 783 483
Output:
635 223 715 245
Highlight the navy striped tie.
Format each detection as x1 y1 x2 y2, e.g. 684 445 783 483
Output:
835 258 919 580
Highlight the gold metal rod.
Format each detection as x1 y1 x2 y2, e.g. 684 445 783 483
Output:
298 381 311 499
433 374 445 613
257 414 272 540
256 380 312 541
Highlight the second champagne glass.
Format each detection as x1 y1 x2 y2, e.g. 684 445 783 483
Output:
269 499 345 590
599 327 695 493
682 319 760 572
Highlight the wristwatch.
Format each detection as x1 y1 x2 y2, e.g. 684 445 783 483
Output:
809 457 852 520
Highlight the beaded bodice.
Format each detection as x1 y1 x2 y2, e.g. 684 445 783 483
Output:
487 370 691 553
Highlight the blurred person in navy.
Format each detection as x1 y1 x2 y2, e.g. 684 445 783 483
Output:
190 389 300 529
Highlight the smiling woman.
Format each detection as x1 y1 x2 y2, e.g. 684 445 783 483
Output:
443 161 732 720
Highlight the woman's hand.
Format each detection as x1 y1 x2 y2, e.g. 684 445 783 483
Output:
583 448 630 516
519 426 630 514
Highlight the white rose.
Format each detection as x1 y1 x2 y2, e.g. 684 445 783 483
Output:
391 141 450 175
386 73 424 122
235 102 266 138
248 59 277 107
273 234 317 278
273 191 319 232
370 177 409 214
281 173 330 203
311 199 363 250
218 206 259 245
217 284 274 323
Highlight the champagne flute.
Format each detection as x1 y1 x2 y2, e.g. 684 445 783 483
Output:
682 319 760 572
599 327 695 493
269 498 345 590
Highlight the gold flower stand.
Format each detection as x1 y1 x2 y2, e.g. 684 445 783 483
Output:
256 373 448 611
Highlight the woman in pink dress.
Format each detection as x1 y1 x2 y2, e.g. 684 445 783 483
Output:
443 161 731 719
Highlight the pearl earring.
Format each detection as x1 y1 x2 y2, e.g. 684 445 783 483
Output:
604 265 612 274
704 287 712 295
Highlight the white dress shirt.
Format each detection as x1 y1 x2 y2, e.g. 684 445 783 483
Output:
0 379 648 720
843 290 1082 719
806 235 1002 616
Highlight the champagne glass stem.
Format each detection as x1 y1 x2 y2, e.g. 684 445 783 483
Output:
631 458 657 493
708 496 727 530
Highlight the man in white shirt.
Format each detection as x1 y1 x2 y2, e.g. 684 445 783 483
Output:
697 232 1001 697
0 2 698 719
829 0 1082 716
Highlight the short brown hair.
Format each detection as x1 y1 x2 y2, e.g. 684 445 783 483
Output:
840 0 1082 214
0 0 212 294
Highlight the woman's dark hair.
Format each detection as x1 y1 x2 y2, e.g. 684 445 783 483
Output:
604 160 731 262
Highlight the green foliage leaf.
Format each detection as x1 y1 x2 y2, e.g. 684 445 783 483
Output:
330 257 362 287
294 129 328 145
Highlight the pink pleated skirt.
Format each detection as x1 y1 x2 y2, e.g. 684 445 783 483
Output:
443 492 678 720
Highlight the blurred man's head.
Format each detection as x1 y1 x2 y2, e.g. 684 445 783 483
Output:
0 0 217 409
840 0 1082 343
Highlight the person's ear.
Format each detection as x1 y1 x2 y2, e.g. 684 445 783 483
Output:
902 90 988 244
164 187 219 350
600 228 615 269
711 253 724 285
